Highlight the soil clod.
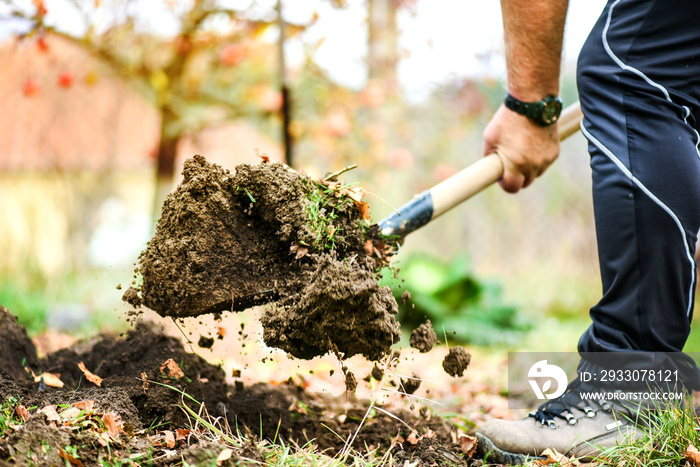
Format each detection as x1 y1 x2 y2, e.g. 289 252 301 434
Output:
129 156 400 361
409 320 438 353
442 346 471 377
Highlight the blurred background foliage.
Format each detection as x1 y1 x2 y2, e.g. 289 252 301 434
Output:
1 0 699 352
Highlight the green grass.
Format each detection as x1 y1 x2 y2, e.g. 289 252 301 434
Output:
0 395 22 434
595 398 699 466
0 269 129 337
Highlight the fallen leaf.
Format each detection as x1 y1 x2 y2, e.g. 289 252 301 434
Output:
216 448 234 466
458 434 477 458
163 430 176 449
15 405 29 422
363 239 374 256
160 359 185 379
536 448 580 466
77 362 103 386
40 405 61 422
217 327 227 338
59 407 82 420
58 448 85 467
356 200 371 221
102 412 121 438
73 400 95 412
340 186 366 203
176 428 191 441
687 444 700 465
406 431 420 445
254 148 270 163
34 371 64 388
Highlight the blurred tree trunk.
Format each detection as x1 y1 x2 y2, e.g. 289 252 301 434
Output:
152 107 181 220
368 0 399 97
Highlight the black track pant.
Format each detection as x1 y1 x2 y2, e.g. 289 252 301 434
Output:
575 0 700 386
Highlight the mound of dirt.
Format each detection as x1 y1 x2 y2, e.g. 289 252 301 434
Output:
0 306 39 381
0 313 471 466
128 156 400 361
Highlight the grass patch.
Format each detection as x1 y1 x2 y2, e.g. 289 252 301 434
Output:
594 397 699 466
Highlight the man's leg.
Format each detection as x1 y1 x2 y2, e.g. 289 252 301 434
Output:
477 0 700 463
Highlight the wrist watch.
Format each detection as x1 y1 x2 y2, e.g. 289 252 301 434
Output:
504 93 563 126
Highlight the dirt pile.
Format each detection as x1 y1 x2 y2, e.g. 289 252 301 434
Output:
0 314 472 466
125 156 400 361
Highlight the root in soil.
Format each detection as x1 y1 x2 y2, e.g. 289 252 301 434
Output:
126 156 400 361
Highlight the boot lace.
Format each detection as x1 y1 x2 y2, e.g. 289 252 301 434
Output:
529 377 611 428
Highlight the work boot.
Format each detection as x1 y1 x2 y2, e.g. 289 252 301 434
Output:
476 378 648 465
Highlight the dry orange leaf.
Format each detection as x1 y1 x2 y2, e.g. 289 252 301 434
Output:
356 200 371 221
15 405 29 422
60 407 82 420
458 434 477 458
163 430 176 449
340 186 366 203
216 448 234 466
102 412 121 438
77 362 103 386
687 444 700 465
40 405 61 422
160 359 185 379
59 448 85 467
254 147 270 163
536 448 580 466
73 400 95 412
34 371 64 388
176 428 191 441
217 326 227 338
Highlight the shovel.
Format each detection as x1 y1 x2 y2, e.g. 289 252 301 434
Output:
128 101 583 360
379 101 583 238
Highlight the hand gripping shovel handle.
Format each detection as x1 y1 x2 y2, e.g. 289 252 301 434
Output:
378 101 583 238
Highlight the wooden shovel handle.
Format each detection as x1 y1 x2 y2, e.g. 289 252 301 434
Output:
432 101 583 218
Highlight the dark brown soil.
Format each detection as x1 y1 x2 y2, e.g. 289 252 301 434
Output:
127 156 400 361
0 307 39 381
0 312 474 466
410 320 438 353
443 347 472 377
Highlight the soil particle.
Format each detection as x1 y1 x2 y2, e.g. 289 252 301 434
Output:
198 335 215 349
344 370 358 393
121 286 141 308
442 346 471 377
401 290 411 304
409 319 438 353
400 374 422 395
371 364 384 381
131 156 400 361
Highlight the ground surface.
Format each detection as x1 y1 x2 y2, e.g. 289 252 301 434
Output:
0 305 516 466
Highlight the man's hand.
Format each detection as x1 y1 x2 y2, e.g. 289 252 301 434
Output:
483 104 560 193
485 0 568 193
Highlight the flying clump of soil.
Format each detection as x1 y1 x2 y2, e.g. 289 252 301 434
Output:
126 155 400 361
442 346 471 377
409 320 438 353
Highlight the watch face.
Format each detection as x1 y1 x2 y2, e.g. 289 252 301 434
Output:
541 98 563 125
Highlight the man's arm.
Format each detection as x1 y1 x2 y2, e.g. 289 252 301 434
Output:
484 0 569 193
